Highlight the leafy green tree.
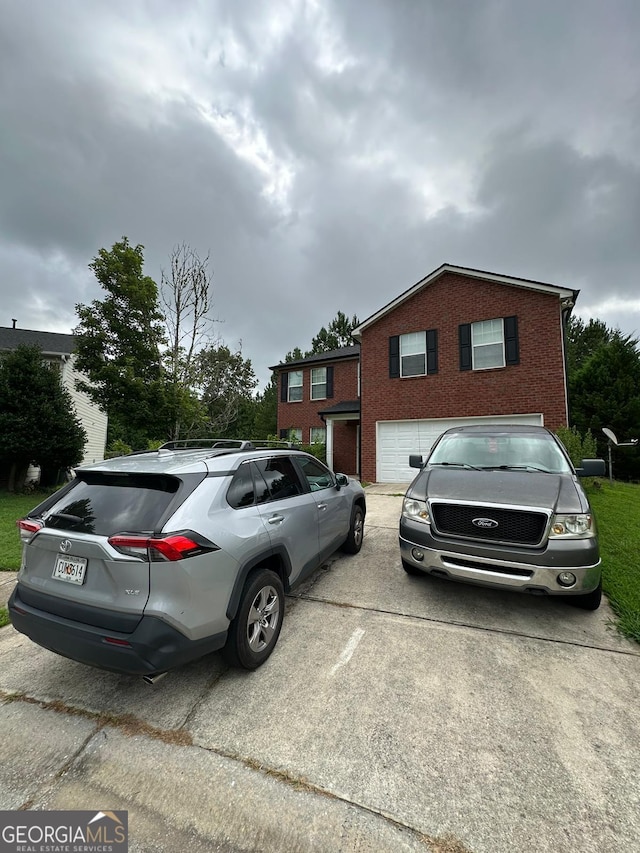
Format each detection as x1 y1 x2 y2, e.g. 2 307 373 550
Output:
251 375 278 438
0 346 86 490
566 317 614 376
569 334 640 478
310 311 359 353
284 347 305 363
74 238 169 448
195 345 258 435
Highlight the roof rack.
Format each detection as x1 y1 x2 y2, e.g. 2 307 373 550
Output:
157 438 298 452
159 439 249 451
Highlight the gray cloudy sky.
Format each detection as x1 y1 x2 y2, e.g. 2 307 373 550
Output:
1 0 639 388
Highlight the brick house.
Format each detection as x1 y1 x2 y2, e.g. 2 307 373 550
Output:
273 264 578 482
270 346 360 475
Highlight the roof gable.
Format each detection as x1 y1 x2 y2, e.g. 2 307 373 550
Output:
352 264 578 338
0 326 76 356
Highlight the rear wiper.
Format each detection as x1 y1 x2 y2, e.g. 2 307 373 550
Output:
429 461 481 471
47 512 84 525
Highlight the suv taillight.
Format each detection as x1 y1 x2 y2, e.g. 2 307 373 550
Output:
17 518 44 543
108 531 219 562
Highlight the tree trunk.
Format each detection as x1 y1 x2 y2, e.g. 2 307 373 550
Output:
7 461 29 492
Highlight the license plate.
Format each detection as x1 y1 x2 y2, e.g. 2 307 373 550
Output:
53 554 87 585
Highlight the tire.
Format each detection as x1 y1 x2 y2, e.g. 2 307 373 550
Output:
223 569 285 669
342 505 364 554
566 579 602 611
402 558 424 577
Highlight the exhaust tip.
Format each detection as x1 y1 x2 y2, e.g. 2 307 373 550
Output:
143 672 168 685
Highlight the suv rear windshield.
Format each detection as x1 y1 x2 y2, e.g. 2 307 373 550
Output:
41 473 180 536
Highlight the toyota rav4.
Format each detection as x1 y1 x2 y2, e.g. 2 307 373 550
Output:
9 441 366 677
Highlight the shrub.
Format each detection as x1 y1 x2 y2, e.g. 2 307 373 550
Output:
556 426 597 466
106 439 133 458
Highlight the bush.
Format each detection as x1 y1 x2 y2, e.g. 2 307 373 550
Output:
556 426 597 466
300 443 327 464
105 439 133 458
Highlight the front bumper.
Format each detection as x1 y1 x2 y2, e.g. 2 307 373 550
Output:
399 524 601 596
8 586 227 675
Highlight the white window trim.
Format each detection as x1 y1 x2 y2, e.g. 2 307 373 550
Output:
311 367 327 400
310 426 326 444
288 370 303 402
400 332 427 378
471 319 505 371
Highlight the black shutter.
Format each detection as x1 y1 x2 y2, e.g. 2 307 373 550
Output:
326 365 334 398
280 372 288 402
504 316 519 365
389 336 400 378
426 329 438 374
459 324 472 371
279 428 288 439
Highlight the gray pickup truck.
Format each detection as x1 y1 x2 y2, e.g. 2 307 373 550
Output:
399 424 605 609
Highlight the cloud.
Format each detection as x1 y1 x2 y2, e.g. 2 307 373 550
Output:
1 0 639 389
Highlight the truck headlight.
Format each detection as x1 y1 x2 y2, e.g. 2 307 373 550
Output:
550 513 595 538
402 497 431 524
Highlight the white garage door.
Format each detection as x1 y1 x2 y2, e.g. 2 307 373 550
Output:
376 414 544 483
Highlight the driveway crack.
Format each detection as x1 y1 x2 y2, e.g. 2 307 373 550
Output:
291 593 640 657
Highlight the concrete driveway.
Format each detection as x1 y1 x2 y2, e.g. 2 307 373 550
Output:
1 485 639 853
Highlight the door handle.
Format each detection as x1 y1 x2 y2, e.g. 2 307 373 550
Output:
317 503 327 510
268 514 285 524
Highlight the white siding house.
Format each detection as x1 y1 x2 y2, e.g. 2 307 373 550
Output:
0 325 108 466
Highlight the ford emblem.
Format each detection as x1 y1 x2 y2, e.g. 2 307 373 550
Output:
59 539 72 553
472 518 499 529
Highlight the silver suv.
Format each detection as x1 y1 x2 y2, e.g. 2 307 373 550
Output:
9 441 366 676
400 425 604 610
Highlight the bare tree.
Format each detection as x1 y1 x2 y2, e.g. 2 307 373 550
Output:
160 244 216 439
161 243 215 386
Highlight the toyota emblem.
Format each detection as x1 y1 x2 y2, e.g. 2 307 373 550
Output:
59 539 72 553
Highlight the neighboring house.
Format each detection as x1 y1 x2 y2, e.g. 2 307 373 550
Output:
272 264 578 483
270 346 360 476
0 325 108 466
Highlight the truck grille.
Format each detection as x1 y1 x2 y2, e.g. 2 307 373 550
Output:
431 503 548 546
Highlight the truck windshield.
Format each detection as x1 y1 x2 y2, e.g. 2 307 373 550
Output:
428 434 572 474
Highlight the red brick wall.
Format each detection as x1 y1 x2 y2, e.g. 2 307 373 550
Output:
360 273 569 482
277 357 359 444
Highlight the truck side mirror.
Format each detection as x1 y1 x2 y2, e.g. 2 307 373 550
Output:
575 458 606 477
409 454 424 469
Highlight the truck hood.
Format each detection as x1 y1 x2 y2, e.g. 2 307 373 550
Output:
407 467 588 514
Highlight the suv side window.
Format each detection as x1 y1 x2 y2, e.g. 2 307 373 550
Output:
227 462 256 509
295 456 335 492
252 457 304 502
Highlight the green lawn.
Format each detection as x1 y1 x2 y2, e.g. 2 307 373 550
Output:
0 482 638 642
0 490 51 628
0 491 47 570
584 479 640 643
